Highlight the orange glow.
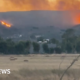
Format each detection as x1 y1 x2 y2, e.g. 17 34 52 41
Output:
76 15 80 24
0 0 80 12
1 21 11 28
73 13 80 25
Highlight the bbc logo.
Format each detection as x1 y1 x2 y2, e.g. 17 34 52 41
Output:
0 69 11 74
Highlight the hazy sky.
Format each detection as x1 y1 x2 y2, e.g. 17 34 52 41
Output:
0 0 80 12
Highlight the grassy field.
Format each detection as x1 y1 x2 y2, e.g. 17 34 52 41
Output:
0 54 80 70
0 54 80 80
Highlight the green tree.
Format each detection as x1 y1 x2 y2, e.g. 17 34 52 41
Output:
49 47 54 54
24 41 31 54
42 43 49 53
61 36 77 53
32 42 40 53
62 29 75 39
61 29 77 53
61 40 66 52
6 38 15 54
54 47 62 54
0 36 3 42
76 41 80 53
50 38 59 46
15 41 25 54
65 42 73 53
0 41 8 54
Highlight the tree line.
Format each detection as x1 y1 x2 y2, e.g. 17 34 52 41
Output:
0 29 80 55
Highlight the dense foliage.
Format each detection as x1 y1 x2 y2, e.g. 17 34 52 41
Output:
0 29 80 54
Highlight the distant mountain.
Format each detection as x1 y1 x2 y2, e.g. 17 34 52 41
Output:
0 10 77 28
0 24 64 40
0 23 19 37
0 10 78 40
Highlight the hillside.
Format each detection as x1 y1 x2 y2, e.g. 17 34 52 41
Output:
0 10 77 28
0 10 79 40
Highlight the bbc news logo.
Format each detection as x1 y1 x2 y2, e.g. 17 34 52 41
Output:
0 69 11 74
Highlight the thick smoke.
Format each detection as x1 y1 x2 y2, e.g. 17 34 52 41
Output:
1 0 80 12
57 0 80 10
1 0 52 11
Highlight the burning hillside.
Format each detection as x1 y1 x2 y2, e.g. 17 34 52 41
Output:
0 11 80 28
0 0 80 27
0 21 11 28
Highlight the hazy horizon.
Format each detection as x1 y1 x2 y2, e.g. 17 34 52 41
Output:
0 10 80 28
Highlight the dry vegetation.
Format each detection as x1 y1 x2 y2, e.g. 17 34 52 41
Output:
0 69 80 80
0 54 80 80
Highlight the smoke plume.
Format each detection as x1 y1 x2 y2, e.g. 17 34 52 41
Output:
0 0 80 12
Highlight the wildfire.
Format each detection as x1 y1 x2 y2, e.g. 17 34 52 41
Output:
74 13 80 25
0 21 11 28
0 0 80 26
